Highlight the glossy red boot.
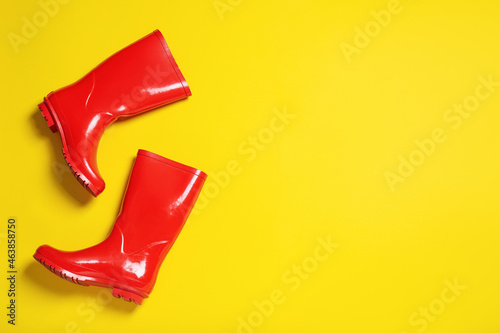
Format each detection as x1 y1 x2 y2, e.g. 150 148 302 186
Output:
38 30 191 196
33 150 206 304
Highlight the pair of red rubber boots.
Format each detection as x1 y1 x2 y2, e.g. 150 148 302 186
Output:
33 30 206 305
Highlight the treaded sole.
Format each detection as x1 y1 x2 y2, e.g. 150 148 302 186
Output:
38 99 101 197
61 146 99 196
33 252 146 305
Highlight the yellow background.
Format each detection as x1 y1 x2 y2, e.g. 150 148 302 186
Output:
1 0 500 332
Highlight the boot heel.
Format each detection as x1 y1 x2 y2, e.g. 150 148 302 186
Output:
38 100 58 133
112 287 145 305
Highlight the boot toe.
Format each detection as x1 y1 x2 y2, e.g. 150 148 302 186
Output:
73 158 106 197
33 245 65 268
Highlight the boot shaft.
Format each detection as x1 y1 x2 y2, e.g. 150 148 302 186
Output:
49 30 191 120
116 150 207 254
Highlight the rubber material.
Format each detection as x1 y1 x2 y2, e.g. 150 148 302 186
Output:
34 149 206 304
38 30 191 196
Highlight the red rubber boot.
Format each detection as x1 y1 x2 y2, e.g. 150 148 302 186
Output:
33 150 206 305
38 30 191 196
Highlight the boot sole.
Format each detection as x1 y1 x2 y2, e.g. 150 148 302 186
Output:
33 251 147 305
39 98 101 197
